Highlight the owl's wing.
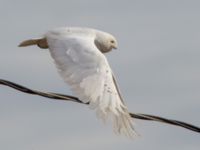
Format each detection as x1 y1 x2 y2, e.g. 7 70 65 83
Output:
46 30 136 137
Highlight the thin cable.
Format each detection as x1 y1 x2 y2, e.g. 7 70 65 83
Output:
0 79 199 133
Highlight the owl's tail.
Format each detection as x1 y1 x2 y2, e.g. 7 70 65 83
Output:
95 103 137 138
113 109 138 137
19 38 48 49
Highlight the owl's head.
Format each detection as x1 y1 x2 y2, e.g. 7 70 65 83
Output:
95 31 118 53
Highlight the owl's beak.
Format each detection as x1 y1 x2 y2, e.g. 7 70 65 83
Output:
112 45 117 49
113 46 117 49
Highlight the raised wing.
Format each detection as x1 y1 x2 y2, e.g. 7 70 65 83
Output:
45 30 136 137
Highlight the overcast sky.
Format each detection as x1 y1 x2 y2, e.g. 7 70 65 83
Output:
0 0 200 150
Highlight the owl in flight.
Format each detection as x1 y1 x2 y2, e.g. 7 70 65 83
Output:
19 27 136 137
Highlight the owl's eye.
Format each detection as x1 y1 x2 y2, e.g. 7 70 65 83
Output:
110 40 114 43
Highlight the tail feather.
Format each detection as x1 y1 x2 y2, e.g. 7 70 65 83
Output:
113 111 137 138
94 97 138 138
19 38 48 49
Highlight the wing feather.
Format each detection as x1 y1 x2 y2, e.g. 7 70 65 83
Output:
45 28 136 137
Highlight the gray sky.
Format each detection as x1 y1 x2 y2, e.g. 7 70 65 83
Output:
0 0 200 149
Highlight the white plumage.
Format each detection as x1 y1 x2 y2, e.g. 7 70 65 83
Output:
19 27 136 137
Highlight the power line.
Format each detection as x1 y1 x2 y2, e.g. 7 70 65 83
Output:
0 79 200 134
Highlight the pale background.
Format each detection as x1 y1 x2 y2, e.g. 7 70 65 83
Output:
0 0 200 149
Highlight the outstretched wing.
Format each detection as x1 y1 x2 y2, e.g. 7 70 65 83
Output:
46 31 107 104
45 29 136 137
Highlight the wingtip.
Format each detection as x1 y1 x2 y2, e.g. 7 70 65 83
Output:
18 40 30 47
18 39 38 47
18 42 25 47
18 38 48 49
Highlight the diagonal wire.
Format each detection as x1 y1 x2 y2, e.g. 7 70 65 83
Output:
0 79 200 133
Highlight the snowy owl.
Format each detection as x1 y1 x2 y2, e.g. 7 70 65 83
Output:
19 27 136 137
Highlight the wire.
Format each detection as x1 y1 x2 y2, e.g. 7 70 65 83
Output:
0 79 199 133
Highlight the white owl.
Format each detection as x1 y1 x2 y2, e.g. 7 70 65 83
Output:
19 27 136 137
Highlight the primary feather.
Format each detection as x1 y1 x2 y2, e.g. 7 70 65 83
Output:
20 27 136 137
